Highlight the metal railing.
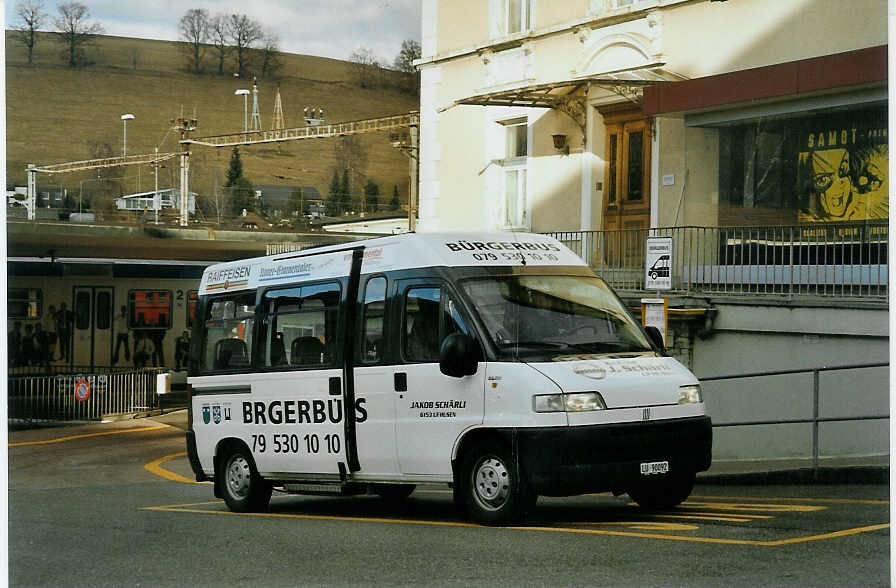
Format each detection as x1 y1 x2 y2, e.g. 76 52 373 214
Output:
545 221 887 298
8 368 166 423
700 362 888 469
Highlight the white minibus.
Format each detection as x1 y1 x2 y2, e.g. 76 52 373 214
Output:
185 232 711 524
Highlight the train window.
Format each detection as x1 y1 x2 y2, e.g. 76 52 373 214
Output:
75 292 91 330
8 288 42 320
201 292 256 372
96 291 112 330
129 290 172 329
186 290 199 329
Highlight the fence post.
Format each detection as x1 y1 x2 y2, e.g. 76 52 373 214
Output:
812 368 820 472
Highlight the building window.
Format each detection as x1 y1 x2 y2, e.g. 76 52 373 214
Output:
507 0 533 34
502 119 529 228
8 288 41 320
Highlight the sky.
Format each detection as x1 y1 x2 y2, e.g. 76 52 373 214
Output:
4 0 421 63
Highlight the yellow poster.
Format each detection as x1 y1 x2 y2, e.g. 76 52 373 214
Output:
798 123 888 223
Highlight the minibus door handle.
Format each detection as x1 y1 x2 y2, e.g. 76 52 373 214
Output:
394 372 407 393
329 377 341 396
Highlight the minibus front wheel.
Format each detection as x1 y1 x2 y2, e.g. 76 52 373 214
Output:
459 441 535 525
218 443 272 513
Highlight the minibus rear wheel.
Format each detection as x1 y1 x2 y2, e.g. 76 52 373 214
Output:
220 445 272 513
459 441 535 525
628 471 695 510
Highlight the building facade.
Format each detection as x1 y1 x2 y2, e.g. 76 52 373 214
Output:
416 0 887 233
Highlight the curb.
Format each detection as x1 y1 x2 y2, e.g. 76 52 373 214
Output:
698 465 888 485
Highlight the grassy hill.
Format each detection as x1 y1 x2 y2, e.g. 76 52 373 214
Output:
5 31 419 222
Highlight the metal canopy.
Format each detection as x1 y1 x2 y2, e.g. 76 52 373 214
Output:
438 65 687 135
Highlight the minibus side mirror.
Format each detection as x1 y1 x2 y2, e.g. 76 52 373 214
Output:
440 333 479 378
644 326 666 352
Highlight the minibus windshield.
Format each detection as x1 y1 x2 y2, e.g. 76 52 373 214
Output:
461 274 652 361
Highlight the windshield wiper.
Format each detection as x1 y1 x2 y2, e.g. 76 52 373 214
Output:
565 341 649 353
496 341 565 349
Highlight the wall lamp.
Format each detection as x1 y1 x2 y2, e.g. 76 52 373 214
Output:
552 134 569 155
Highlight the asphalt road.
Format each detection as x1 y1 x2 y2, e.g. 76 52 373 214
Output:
8 416 890 587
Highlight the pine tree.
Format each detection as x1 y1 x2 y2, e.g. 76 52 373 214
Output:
364 180 380 213
231 177 254 215
225 146 243 187
390 185 400 211
326 170 340 216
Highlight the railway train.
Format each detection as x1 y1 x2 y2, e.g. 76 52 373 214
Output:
7 257 208 378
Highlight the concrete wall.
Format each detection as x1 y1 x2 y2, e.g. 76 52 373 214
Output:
688 301 888 462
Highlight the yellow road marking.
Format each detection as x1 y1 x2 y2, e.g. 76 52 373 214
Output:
691 494 889 506
142 500 889 547
9 425 170 447
579 521 700 532
683 501 826 513
144 452 211 485
651 514 758 523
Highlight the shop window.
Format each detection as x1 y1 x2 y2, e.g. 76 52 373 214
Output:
717 106 887 225
128 290 172 329
8 288 41 320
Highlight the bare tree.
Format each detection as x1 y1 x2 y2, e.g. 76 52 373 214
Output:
53 2 103 67
228 14 263 79
349 46 381 89
179 8 210 74
209 13 230 75
13 0 46 64
257 30 283 79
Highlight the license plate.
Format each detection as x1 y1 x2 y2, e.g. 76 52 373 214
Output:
640 461 669 475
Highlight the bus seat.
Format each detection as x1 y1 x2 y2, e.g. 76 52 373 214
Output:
270 334 287 366
215 338 248 369
291 336 325 366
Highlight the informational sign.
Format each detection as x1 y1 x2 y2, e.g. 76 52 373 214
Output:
645 237 672 290
74 379 91 402
641 298 668 346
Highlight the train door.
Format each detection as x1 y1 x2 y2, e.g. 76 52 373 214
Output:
72 286 114 368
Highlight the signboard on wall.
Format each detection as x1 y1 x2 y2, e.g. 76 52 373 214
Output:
645 237 672 291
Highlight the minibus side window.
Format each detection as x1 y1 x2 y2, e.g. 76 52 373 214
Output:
201 292 256 372
360 277 387 364
261 282 341 369
404 287 441 362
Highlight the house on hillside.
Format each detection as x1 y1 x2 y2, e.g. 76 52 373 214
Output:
115 188 196 214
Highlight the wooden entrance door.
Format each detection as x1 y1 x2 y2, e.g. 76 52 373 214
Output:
601 108 651 267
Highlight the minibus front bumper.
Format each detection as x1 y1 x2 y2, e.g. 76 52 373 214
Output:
510 416 712 496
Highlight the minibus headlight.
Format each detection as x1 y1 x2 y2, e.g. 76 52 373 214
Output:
533 394 565 413
533 392 606 413
678 384 702 404
564 392 607 412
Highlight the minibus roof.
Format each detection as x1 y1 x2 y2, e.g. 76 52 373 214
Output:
198 232 587 295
